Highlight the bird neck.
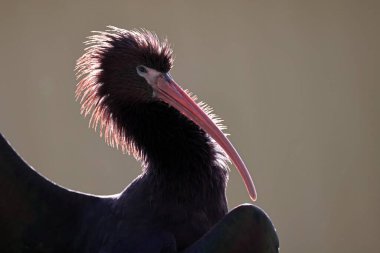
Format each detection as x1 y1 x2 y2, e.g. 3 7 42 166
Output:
116 101 228 201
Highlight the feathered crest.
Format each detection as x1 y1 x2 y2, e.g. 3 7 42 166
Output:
75 26 173 160
75 26 228 165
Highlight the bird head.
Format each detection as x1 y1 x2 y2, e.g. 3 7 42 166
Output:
76 27 173 105
76 26 257 201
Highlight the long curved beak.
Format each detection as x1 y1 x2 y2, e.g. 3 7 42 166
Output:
155 73 257 201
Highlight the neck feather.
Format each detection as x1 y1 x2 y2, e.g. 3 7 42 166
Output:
113 101 229 202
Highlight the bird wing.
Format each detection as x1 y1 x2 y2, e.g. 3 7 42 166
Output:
183 204 279 253
0 133 101 252
0 132 278 253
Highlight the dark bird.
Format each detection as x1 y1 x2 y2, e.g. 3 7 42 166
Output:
0 26 278 253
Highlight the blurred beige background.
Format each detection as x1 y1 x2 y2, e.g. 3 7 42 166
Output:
0 1 379 252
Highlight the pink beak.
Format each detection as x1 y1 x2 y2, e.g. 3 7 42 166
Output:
155 73 257 201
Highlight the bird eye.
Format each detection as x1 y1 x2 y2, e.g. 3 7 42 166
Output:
136 65 148 76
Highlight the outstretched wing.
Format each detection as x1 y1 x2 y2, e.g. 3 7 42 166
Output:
0 133 279 253
0 133 102 252
184 204 279 253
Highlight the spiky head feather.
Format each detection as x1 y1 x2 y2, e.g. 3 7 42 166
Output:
75 26 173 158
75 26 227 165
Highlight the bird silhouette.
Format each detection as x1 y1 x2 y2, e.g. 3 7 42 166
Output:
0 26 279 253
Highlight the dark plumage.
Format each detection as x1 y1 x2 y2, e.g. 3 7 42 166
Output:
75 26 229 250
0 26 278 252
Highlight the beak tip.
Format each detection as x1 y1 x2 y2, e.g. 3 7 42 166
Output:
250 191 257 202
